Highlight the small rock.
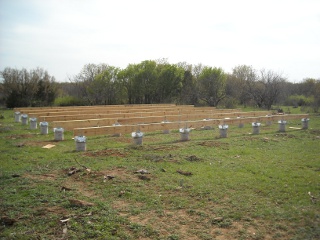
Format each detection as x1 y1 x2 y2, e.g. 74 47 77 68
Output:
68 198 94 207
212 217 224 223
186 155 200 161
138 175 151 181
118 191 126 197
134 169 149 174
177 170 192 176
105 175 115 180
61 186 72 191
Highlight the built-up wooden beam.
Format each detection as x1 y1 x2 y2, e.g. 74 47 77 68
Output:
26 106 207 119
73 114 308 137
17 105 195 116
37 108 241 122
53 111 272 131
14 104 181 112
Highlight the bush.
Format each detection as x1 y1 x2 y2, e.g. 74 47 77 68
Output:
286 94 314 107
221 97 239 109
54 96 85 106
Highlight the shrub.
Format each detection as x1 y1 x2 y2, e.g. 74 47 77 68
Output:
54 96 85 106
221 97 239 109
285 94 314 108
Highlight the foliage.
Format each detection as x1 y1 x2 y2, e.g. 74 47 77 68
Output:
87 66 120 105
286 94 314 107
68 63 111 105
231 66 285 110
1 62 319 109
221 96 239 109
197 67 227 106
0 67 57 108
54 96 85 106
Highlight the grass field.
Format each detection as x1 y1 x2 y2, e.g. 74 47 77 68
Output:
0 108 319 239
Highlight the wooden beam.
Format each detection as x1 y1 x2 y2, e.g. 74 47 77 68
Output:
53 111 273 130
38 109 251 122
27 106 199 118
14 103 181 112
73 114 308 137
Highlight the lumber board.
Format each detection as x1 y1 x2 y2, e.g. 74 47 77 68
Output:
14 104 181 112
73 114 308 137
53 111 273 130
27 107 198 118
53 118 119 131
21 105 195 116
37 109 247 122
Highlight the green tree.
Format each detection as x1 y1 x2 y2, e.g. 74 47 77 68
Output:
156 63 184 103
135 60 158 104
70 63 109 105
294 78 320 112
231 65 256 106
0 67 56 108
118 64 136 104
198 67 227 106
89 66 120 105
32 69 57 106
177 62 198 105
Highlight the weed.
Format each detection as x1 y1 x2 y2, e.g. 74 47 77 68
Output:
0 109 319 239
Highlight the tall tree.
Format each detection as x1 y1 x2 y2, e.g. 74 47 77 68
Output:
232 65 256 106
197 67 227 106
118 64 136 104
177 62 198 105
259 69 285 110
245 69 285 109
135 60 158 104
70 63 109 105
156 63 184 103
0 67 56 108
90 66 120 105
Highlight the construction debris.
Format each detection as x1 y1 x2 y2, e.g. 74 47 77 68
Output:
177 170 193 176
68 199 95 207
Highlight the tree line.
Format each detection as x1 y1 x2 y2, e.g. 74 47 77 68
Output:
1 59 319 111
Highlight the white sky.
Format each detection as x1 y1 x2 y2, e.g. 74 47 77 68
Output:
0 0 319 82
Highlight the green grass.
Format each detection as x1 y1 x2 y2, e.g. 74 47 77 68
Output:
1 108 319 239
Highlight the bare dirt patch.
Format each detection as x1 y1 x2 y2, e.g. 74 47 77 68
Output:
146 144 179 151
82 149 127 158
274 133 297 138
198 141 229 149
35 205 69 217
5 134 35 139
310 129 320 135
24 173 58 181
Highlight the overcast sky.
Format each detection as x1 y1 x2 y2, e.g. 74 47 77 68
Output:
1 0 319 82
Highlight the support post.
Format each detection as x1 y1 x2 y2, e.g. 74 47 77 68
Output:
301 118 309 129
179 128 190 141
21 114 28 125
14 112 21 122
54 127 64 141
40 122 49 135
75 136 86 151
278 120 287 132
132 131 144 145
219 124 228 138
30 118 37 130
252 122 261 135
